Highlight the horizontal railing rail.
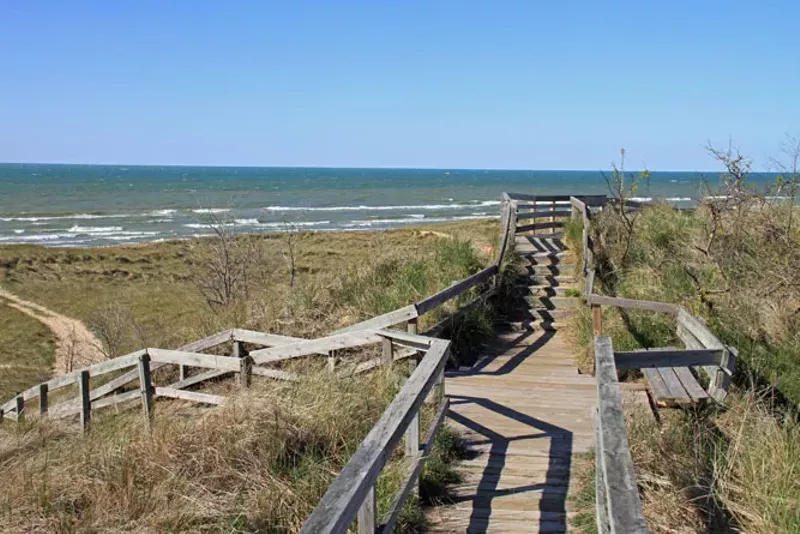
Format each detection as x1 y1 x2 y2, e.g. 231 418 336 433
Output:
569 194 738 533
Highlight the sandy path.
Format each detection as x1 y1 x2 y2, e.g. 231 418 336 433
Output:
0 288 106 375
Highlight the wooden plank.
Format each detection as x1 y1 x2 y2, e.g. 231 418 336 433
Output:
415 265 497 315
515 209 572 220
677 309 723 348
642 368 671 403
614 348 724 370
594 336 648 533
357 486 376 534
169 368 231 390
250 331 383 365
376 329 435 351
381 398 448 533
656 367 692 401
595 407 610 534
231 329 305 347
179 329 233 352
299 339 450 534
154 387 225 405
147 348 242 372
91 389 141 411
588 294 679 315
515 221 565 233
510 193 607 206
672 367 709 400
331 304 418 335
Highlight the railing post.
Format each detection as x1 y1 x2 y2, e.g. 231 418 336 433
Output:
138 352 154 430
382 337 393 366
234 341 252 389
357 485 376 534
78 370 91 434
38 383 49 415
15 395 24 422
179 364 188 382
239 356 253 389
592 304 603 336
327 350 337 372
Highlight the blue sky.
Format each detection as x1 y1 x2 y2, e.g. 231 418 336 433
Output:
1 1 798 170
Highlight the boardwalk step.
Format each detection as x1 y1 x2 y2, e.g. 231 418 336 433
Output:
497 320 566 332
522 296 579 308
515 249 567 259
523 264 577 276
516 274 578 286
515 285 573 297
514 309 573 321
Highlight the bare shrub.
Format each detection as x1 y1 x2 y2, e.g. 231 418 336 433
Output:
88 303 135 359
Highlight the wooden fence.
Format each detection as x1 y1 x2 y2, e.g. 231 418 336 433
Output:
570 196 737 533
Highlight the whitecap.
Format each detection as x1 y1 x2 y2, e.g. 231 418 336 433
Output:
191 208 231 214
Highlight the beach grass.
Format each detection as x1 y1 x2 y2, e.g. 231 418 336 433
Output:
568 201 800 532
0 302 55 400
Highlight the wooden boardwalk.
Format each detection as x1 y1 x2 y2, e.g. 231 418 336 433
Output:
427 235 597 533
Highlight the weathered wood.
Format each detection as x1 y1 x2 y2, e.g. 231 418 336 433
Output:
613 348 725 370
357 486 376 534
676 309 732 401
585 270 595 298
331 304 418 335
89 389 141 411
509 193 607 206
15 395 24 421
595 407 610 534
655 367 691 401
147 348 242 372
594 336 648 533
495 197 513 267
672 367 709 400
516 209 572 220
154 387 225 405
592 304 603 336
299 339 450 534
179 329 234 352
589 295 679 315
138 353 154 429
231 328 305 347
78 370 91 433
38 383 48 415
377 329 434 351
515 220 565 233
415 265 497 315
381 338 393 366
250 330 383 365
381 398 449 533
641 368 671 402
239 356 253 389
169 368 231 390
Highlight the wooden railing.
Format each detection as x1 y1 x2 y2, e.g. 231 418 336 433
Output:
570 196 738 533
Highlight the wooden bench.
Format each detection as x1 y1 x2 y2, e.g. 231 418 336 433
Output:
614 345 733 407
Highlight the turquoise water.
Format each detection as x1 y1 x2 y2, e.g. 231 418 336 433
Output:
0 164 781 247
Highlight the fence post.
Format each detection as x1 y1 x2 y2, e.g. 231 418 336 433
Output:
357 485 376 534
15 395 24 422
179 364 188 382
592 305 603 336
79 370 91 433
39 383 49 415
381 337 393 366
138 352 154 430
327 350 337 372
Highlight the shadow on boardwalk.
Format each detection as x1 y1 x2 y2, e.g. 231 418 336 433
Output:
432 327 596 533
448 396 572 533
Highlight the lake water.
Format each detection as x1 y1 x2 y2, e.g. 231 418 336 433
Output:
0 164 780 247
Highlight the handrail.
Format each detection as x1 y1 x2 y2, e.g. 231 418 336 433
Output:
572 194 738 533
299 338 449 533
594 336 648 533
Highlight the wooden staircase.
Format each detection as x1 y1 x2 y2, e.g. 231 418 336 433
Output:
503 234 580 333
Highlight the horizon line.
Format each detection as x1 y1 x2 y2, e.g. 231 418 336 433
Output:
0 160 768 174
